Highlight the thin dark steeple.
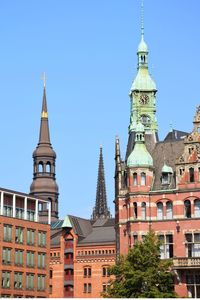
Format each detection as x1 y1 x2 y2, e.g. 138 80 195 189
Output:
91 146 111 220
30 79 59 222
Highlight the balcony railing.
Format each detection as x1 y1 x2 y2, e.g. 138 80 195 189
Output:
173 257 200 268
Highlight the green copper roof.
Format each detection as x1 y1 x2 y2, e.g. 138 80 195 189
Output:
127 142 153 167
62 215 72 228
127 121 153 167
162 164 173 174
130 68 156 91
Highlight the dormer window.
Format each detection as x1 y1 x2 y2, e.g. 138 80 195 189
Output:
161 165 173 185
162 173 170 185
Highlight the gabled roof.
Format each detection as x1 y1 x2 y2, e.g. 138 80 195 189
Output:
78 218 115 245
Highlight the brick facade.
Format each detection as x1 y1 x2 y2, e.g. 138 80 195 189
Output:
0 189 50 298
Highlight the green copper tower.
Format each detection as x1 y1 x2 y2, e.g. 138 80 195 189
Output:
126 1 158 159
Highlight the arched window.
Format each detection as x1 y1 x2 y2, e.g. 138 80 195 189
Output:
141 173 146 186
46 162 51 173
184 200 191 218
133 173 137 186
141 202 146 220
157 202 163 220
189 167 194 182
166 201 173 219
133 202 137 219
194 199 200 217
38 162 43 173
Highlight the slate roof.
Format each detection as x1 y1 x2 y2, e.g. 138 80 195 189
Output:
151 139 185 190
68 215 92 238
50 228 63 246
78 218 115 245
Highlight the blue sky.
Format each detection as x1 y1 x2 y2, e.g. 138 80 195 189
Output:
0 0 200 219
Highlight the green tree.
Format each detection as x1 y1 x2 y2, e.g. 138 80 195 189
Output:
103 231 176 298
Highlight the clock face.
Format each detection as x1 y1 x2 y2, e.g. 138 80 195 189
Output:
139 94 149 105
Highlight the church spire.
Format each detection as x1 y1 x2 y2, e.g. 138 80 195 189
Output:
91 146 111 220
30 80 59 222
39 86 50 144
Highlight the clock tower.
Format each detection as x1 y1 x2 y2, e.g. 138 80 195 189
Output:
126 12 158 158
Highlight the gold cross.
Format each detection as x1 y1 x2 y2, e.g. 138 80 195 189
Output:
41 72 46 88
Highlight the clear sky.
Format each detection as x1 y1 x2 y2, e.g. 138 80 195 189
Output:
0 0 200 219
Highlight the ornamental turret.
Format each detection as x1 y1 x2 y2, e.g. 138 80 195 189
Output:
127 122 153 168
126 122 154 192
30 82 59 222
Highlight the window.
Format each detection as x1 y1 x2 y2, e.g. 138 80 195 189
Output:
2 272 11 288
38 162 43 173
102 283 110 292
26 251 34 268
157 202 163 220
133 202 137 219
38 231 46 247
141 202 146 220
189 167 195 182
15 249 23 266
46 162 51 173
16 208 24 219
84 283 91 293
50 270 53 279
166 201 173 219
14 272 23 289
27 229 35 245
186 271 200 298
186 233 200 257
133 234 138 245
162 173 170 185
27 210 35 221
3 206 13 217
133 173 137 186
37 275 45 291
3 225 12 242
38 253 46 269
141 173 146 186
50 285 52 294
26 273 34 290
194 200 200 217
102 266 110 277
83 267 91 278
2 248 11 265
185 200 191 218
15 227 23 244
159 234 173 258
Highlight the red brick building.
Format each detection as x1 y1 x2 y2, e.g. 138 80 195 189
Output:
0 187 50 298
49 147 115 298
115 24 200 298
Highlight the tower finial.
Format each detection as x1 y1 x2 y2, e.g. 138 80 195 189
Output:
41 72 46 88
141 0 144 37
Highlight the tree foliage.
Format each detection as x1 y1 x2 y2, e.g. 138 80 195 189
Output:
103 231 176 298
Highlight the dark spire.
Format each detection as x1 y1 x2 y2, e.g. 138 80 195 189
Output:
91 146 111 220
30 83 59 222
39 87 50 144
